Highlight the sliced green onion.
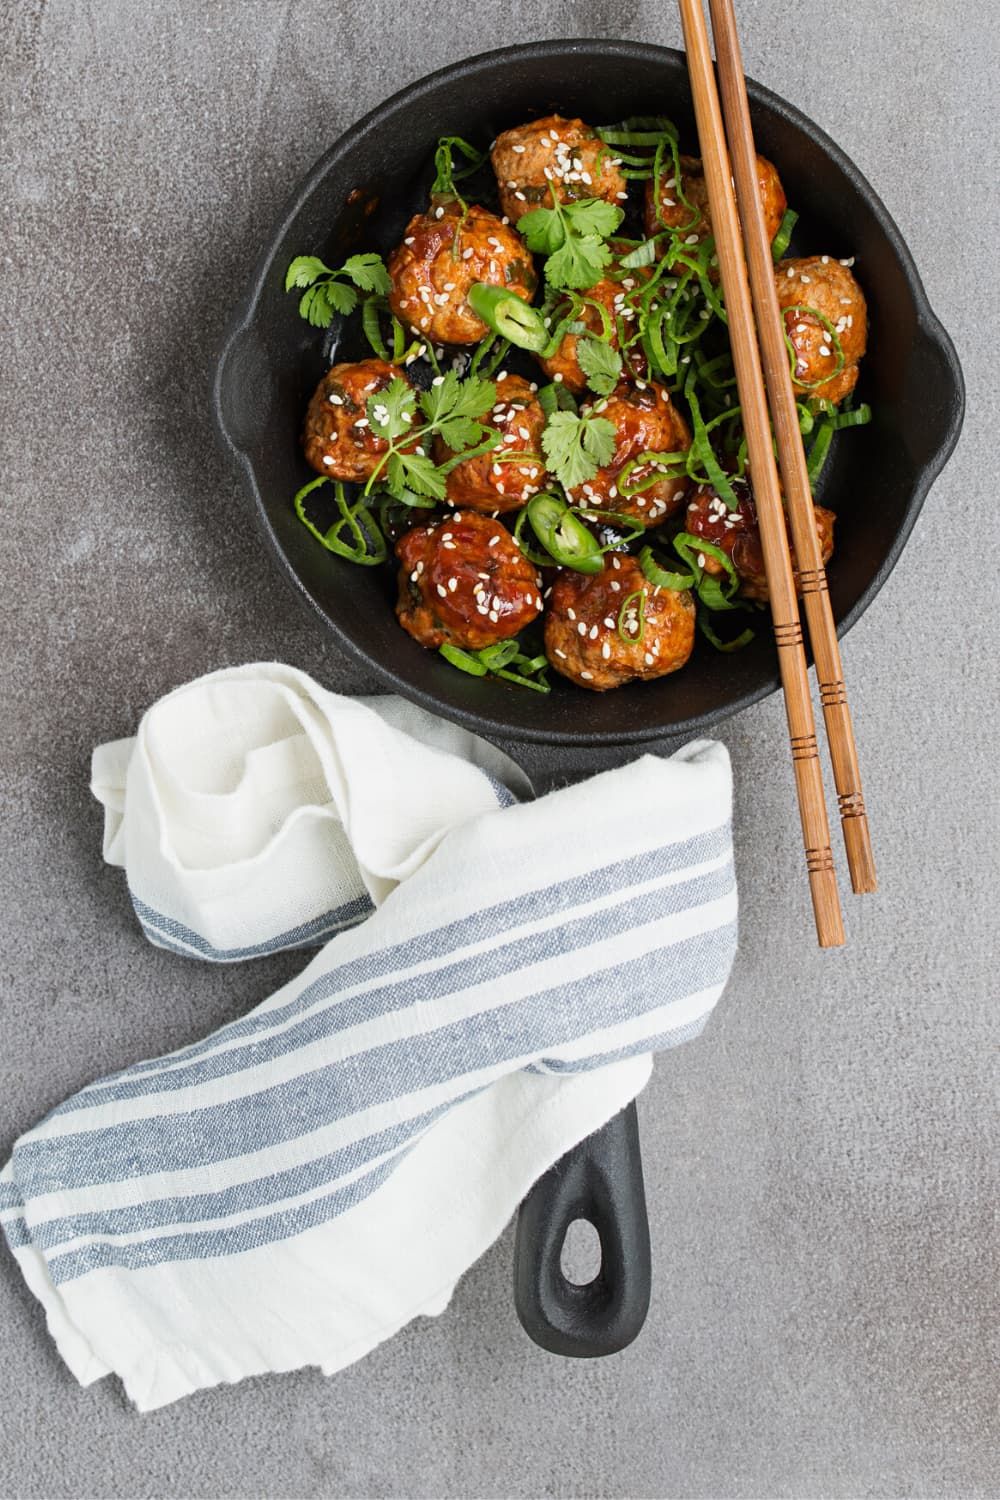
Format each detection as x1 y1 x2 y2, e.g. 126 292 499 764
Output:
831 403 872 430
617 589 646 644
524 492 604 574
293 476 387 565
673 531 742 611
806 422 835 485
536 382 578 417
617 450 688 497
639 545 694 591
431 135 486 212
467 284 547 352
770 208 798 261
438 643 488 676
683 378 741 511
361 298 390 361
699 615 755 652
619 237 662 269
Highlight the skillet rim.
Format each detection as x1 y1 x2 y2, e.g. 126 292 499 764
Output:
213 37 965 747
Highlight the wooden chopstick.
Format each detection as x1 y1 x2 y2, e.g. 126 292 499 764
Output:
708 0 877 894
677 0 845 947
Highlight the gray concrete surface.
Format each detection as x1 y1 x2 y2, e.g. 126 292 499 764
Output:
2 2 997 1496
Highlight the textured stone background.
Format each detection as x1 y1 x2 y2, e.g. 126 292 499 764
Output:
1 2 997 1496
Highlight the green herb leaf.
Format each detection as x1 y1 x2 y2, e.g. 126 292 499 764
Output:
420 370 496 426
562 199 624 239
285 255 332 291
366 377 417 442
541 411 616 489
387 450 447 501
343 252 392 294
576 336 623 396
545 233 614 291
517 206 567 256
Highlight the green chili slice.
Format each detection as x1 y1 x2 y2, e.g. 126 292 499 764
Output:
468 284 547 352
524 493 604 574
617 589 647 644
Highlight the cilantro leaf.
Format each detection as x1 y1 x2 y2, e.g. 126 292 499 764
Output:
435 415 489 452
343 253 392 295
285 255 332 291
387 451 447 501
577 337 623 396
518 206 566 256
563 200 625 239
420 371 497 425
542 412 617 489
366 377 417 442
545 233 613 291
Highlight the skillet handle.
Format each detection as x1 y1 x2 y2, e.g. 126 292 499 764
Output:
513 1102 651 1357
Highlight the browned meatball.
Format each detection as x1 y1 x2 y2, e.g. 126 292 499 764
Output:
303 360 415 482
537 248 650 393
491 115 628 224
644 153 786 266
775 256 867 404
545 555 695 691
685 480 835 603
565 381 692 527
387 199 536 346
434 373 547 513
395 511 543 651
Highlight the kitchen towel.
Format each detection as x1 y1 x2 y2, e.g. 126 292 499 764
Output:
0 663 737 1410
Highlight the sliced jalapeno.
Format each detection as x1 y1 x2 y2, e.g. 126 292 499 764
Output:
467 283 547 352
525 492 604 574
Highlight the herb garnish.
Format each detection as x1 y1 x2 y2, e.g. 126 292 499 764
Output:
518 195 624 291
364 371 499 503
285 253 392 327
540 410 617 489
576 336 623 396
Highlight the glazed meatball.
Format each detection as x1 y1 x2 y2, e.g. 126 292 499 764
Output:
775 256 867 404
303 360 414 482
537 248 650 393
545 554 696 691
434 373 547 513
491 115 628 224
396 511 543 651
685 480 835 603
644 152 786 263
565 380 692 527
387 199 536 346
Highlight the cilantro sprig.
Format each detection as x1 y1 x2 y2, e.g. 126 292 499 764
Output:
541 410 616 489
518 194 625 291
364 371 500 503
576 336 623 396
285 252 392 328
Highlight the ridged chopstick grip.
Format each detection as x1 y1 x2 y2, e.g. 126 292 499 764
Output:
678 0 844 946
708 0 876 894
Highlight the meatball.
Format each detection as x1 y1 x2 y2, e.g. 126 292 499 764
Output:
685 480 836 603
303 360 414 482
491 115 628 224
537 248 650 393
434 373 547 513
644 152 786 264
545 555 696 691
387 199 536 346
395 511 543 651
774 256 867 404
566 381 692 527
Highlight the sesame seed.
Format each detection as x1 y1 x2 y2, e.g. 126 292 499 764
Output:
610 580 620 592
839 256 855 267
554 648 567 659
644 653 654 666
432 375 445 386
328 393 343 405
512 144 526 154
514 191 526 202
489 535 500 546
819 345 831 357
581 670 594 680
404 236 415 245
322 456 334 466
567 607 576 620
436 584 447 597
448 577 458 591
601 642 611 659
434 207 444 219
577 621 587 636
489 609 499 622
800 274 812 284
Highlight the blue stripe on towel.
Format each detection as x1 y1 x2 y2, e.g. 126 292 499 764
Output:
77 823 731 1099
50 863 734 1121
131 893 374 963
12 920 735 1200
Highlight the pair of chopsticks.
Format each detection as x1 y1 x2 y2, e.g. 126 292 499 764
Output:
677 0 876 947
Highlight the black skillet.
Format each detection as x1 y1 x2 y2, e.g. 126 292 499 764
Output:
213 39 964 1358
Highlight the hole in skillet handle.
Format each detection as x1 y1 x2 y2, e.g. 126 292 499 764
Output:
513 1101 651 1357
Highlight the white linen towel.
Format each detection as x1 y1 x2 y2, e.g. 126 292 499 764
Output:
0 663 737 1410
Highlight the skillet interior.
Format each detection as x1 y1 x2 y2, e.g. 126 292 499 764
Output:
214 39 963 747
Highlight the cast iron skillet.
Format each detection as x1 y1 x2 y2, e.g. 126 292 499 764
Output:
213 39 964 1358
